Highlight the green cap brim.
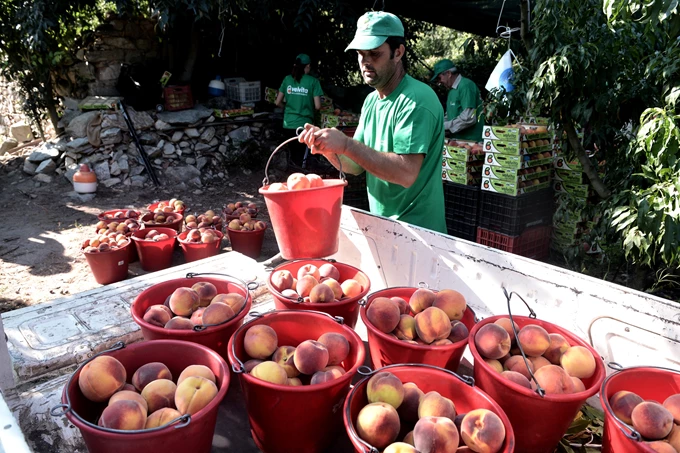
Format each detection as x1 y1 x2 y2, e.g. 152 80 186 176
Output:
430 69 444 83
345 35 388 52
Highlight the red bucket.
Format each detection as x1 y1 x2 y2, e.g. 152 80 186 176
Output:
177 230 223 262
226 224 266 259
344 363 515 452
267 259 371 329
131 227 178 272
600 365 680 453
227 310 366 453
130 275 252 361
148 200 186 217
360 287 477 372
93 225 143 263
141 212 184 233
468 315 606 453
259 179 347 259
83 240 130 285
55 340 229 453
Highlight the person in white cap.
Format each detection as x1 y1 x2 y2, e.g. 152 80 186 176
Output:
297 11 446 233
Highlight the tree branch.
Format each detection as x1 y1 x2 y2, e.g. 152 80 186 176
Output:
520 0 532 50
562 115 611 199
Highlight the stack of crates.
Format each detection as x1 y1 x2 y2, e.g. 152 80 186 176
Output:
441 139 484 240
476 121 555 259
226 79 261 103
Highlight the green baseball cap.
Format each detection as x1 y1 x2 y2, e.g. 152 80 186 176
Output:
296 54 311 65
345 11 404 52
430 59 457 82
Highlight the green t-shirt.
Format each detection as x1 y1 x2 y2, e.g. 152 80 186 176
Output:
353 75 447 234
278 74 323 130
446 76 484 141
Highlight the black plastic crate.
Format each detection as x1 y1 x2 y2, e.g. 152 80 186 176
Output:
479 188 554 236
344 173 369 211
443 181 480 220
445 215 478 241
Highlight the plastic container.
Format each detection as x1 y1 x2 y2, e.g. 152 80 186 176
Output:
147 200 186 217
360 287 477 372
227 310 365 453
72 164 97 193
208 76 226 97
476 225 552 260
478 188 554 236
177 230 223 262
600 365 680 453
344 364 515 452
226 224 266 259
468 315 606 453
163 85 193 111
97 209 142 224
226 80 261 103
83 240 130 285
343 173 369 211
141 212 184 233
130 227 178 272
259 179 347 259
130 275 252 361
267 259 371 329
53 340 229 453
444 181 480 241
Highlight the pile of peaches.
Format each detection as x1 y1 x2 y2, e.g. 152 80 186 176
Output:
151 199 185 214
185 210 222 231
78 356 218 430
266 172 326 191
240 324 351 387
178 228 221 245
223 201 258 219
144 212 181 226
136 230 173 243
354 371 506 452
82 231 130 253
95 218 143 236
142 282 245 330
473 318 596 394
270 263 363 303
99 209 141 221
365 288 469 346
226 213 266 232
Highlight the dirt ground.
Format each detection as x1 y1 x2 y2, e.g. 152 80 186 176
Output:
0 151 282 314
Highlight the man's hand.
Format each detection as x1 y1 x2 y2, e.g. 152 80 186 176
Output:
298 124 349 157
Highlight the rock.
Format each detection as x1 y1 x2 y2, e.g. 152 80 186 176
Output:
65 111 100 138
107 37 136 49
118 157 129 173
102 177 122 187
23 160 38 176
218 172 225 178
196 157 209 171
218 144 228 154
27 143 60 162
93 161 111 181
208 137 219 147
171 131 184 142
228 126 252 143
130 166 145 176
33 173 53 183
156 105 213 125
36 159 57 175
175 182 187 191
110 161 121 176
194 143 211 153
139 132 159 145
97 64 122 81
206 116 215 123
66 137 90 150
0 138 18 155
58 109 83 129
10 122 33 142
131 175 147 187
188 177 202 188
200 127 215 142
185 157 196 165
64 156 76 167
66 191 96 202
145 145 161 158
154 159 163 165
101 127 123 145
179 141 191 148
64 163 79 182
184 128 200 138
81 153 107 164
129 109 154 131
163 143 176 155
154 120 171 131
242 168 252 176
165 165 201 182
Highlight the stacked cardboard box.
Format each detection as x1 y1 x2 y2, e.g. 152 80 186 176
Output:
441 139 484 185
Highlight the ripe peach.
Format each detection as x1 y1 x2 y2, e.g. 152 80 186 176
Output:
460 409 505 453
141 379 177 413
296 274 319 298
341 279 362 298
250 361 288 385
143 305 172 327
306 173 325 188
413 416 460 452
281 289 299 298
177 365 216 386
201 302 235 325
293 340 329 375
287 377 302 386
310 283 335 303
310 367 344 385
122 383 137 392
367 297 401 334
109 390 148 414
532 365 575 395
367 372 405 409
474 324 511 360
244 325 278 360
501 370 531 389
432 339 452 346
78 355 126 402
528 356 551 372
317 332 350 366
571 376 586 393
394 314 417 341
484 359 504 374
297 264 321 281
356 402 401 449
414 307 452 344
409 288 436 314
145 407 182 428
272 345 300 378
318 263 340 281
666 424 680 451
560 345 596 379
243 359 263 373
191 282 218 307
321 278 343 300
403 431 414 446
609 391 644 424
190 307 205 325
287 173 310 190
164 316 195 330
631 402 674 440
271 270 294 292
268 182 287 191
99 400 147 430
211 293 246 314
432 289 466 321
418 391 456 421
646 441 678 453
663 394 680 423
168 287 200 316
448 320 469 343
391 297 410 315
494 317 519 339
542 333 570 364
132 362 172 392
517 324 551 357
398 382 424 423
384 443 418 453
175 376 218 415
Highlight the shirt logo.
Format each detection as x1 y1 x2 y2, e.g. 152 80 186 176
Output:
287 85 309 95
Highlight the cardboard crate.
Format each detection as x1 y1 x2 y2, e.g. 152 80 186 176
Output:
264 87 278 104
554 169 587 184
442 169 481 185
483 139 553 156
443 158 483 173
213 107 254 118
483 125 551 141
484 153 554 170
321 113 360 128
481 178 551 196
443 145 484 162
553 155 585 171
482 165 551 182
553 181 592 198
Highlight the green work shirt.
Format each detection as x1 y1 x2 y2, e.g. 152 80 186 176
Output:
446 76 484 141
278 74 323 130
354 75 447 234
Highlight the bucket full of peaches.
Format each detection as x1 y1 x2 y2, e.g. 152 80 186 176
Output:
147 198 186 216
94 217 144 263
225 207 267 259
82 229 132 285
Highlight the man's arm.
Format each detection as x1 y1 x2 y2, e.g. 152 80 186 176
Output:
445 108 476 133
275 92 285 108
313 96 321 110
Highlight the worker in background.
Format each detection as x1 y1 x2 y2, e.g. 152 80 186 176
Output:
431 59 484 141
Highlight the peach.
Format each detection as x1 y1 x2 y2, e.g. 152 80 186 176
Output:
663 394 680 423
99 400 147 430
296 274 319 298
341 279 362 298
501 370 531 388
164 316 195 330
177 365 216 386
646 442 678 453
398 382 425 423
271 270 294 292
201 302 235 325
432 339 453 346
475 323 512 360
132 362 173 392
109 390 148 414
384 443 418 453
517 324 550 357
367 372 405 409
570 376 586 393
297 264 321 282
287 377 302 386
322 278 343 300
293 340 329 375
413 416 460 453
78 355 127 402
432 289 466 321
168 287 200 316
190 307 205 325
460 409 505 453
609 391 644 424
310 367 344 385
318 263 340 281
310 283 335 303
306 173 325 188
191 282 218 307
287 173 310 190
631 402 674 440
415 307 452 344
145 407 182 428
324 365 346 375
141 379 177 413
250 361 288 385
532 365 575 395
667 424 680 451
122 383 137 392
212 293 246 314
528 356 551 371
403 431 414 446
175 376 218 415
394 315 417 341
366 297 401 334
356 402 401 449
391 297 410 315
418 391 456 421
448 321 469 343
281 289 299 298
244 324 278 359
268 182 287 191
243 359 263 373
317 332 350 366
560 345 596 379
484 359 504 374
409 288 436 314
143 305 173 327
494 318 519 340
272 345 300 378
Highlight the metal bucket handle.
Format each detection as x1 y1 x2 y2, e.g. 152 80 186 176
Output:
230 309 345 373
501 286 546 398
261 127 346 187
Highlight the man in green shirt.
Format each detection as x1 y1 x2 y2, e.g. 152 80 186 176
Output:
431 59 484 142
297 12 446 234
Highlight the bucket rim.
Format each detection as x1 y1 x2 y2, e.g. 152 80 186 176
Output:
97 209 142 222
259 178 348 194
131 227 179 241
469 314 605 402
227 309 365 390
177 229 224 244
82 238 131 255
225 224 267 234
